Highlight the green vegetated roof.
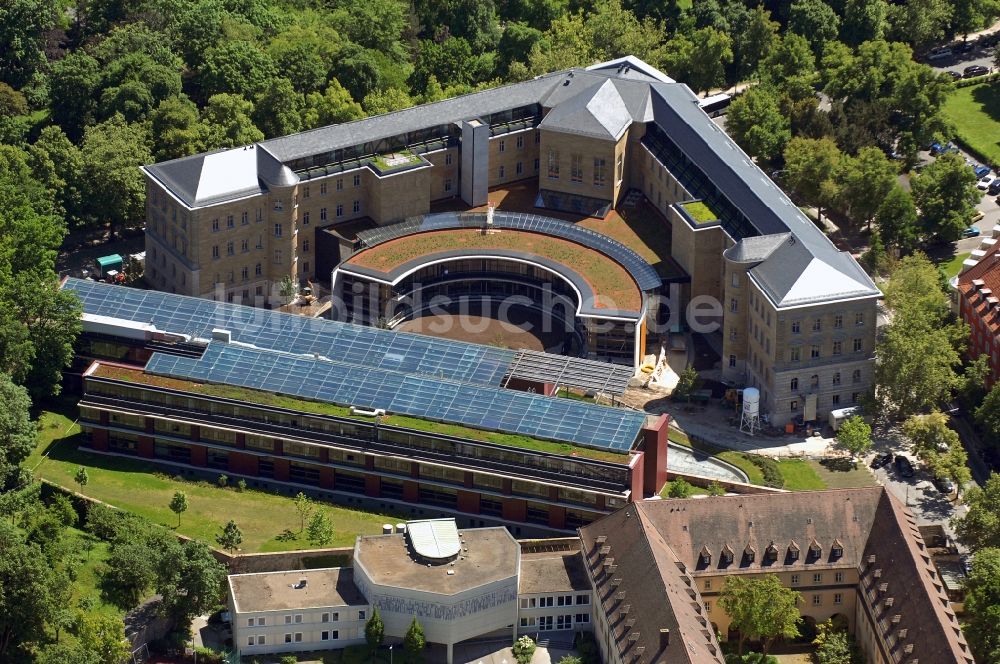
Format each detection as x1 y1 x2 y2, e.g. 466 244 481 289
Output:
92 364 630 464
679 200 719 224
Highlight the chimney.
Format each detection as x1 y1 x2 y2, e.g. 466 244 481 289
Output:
868 555 876 565
878 582 888 592
904 644 914 654
899 628 908 639
891 615 901 624
660 628 671 649
885 597 895 608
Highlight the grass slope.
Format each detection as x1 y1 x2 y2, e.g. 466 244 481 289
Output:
942 84 1000 166
29 411 400 552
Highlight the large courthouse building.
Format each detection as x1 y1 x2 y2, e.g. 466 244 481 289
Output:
141 56 880 425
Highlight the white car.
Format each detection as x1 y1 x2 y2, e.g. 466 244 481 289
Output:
979 174 997 190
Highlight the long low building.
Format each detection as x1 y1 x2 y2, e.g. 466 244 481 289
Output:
229 487 972 664
65 277 669 535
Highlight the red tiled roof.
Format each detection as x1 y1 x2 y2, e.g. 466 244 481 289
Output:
957 243 1000 336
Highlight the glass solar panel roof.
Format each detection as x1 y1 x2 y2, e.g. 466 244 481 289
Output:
144 342 646 452
66 278 515 386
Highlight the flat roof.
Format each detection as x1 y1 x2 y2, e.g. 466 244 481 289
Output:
355 527 519 595
229 567 366 613
518 551 590 594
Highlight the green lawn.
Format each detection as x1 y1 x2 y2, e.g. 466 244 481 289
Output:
775 459 827 490
939 252 972 279
806 458 877 489
63 527 123 619
942 83 1000 165
30 411 401 553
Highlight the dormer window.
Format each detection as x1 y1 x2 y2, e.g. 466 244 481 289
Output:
744 542 757 563
831 539 844 559
808 539 822 560
764 542 778 563
699 545 712 567
721 544 734 565
788 540 800 561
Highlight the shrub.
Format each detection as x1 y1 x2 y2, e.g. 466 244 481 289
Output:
513 635 536 664
279 656 298 664
237 479 247 492
707 481 726 496
574 632 600 664
194 646 225 664
746 454 783 488
217 474 228 488
557 657 582 664
667 478 695 498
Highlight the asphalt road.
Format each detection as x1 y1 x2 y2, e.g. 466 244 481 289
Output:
927 44 996 79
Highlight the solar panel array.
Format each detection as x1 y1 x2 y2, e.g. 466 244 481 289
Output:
354 211 663 292
68 278 515 386
145 342 646 451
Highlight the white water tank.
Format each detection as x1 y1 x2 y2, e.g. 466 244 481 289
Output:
382 524 393 535
742 387 760 416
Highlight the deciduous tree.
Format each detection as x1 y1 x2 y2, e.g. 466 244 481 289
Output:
404 617 426 662
954 473 1000 550
788 0 841 56
0 521 60 660
962 547 1000 663
216 519 243 553
202 93 264 149
719 574 800 655
306 511 334 546
782 137 844 220
911 151 980 241
294 492 313 532
77 613 131 664
0 374 33 492
875 185 920 254
835 416 872 459
169 490 188 528
365 606 384 654
725 86 790 162
836 146 897 231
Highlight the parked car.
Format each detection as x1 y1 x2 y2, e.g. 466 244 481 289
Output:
928 46 953 61
871 452 893 469
956 40 976 53
987 177 1000 195
963 226 982 238
895 455 915 478
979 174 996 190
933 475 956 494
964 65 990 78
974 164 992 178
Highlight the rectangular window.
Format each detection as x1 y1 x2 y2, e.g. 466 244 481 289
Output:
353 174 361 187
833 341 842 355
336 204 343 218
516 135 524 149
255 263 262 276
547 149 559 178
834 593 843 604
353 200 360 213
302 211 310 225
241 267 248 281
792 320 800 334
730 298 738 313
534 157 539 172
212 219 220 232
241 239 249 253
811 346 820 359
791 400 799 411
498 165 505 179
812 595 822 606
303 186 310 199
576 614 590 624
593 158 606 186
256 636 265 646
571 154 583 183
832 394 840 405
247 636 255 646
445 153 453 165
498 139 505 152
285 616 292 625
294 633 302 642
854 338 863 352
247 618 255 627
516 161 523 175
320 207 330 221
704 580 711 590
321 182 328 195
445 178 452 192
852 392 860 403
834 314 843 329
813 318 821 331
227 215 234 229
226 241 234 256
576 595 589 605
790 347 800 362
212 245 219 259
616 153 624 181
855 312 864 326
303 239 310 252
274 224 282 237
729 354 736 368
813 573 823 584
791 574 800 585
359 611 366 620
835 572 844 583
256 234 263 249
321 631 329 641
273 249 282 264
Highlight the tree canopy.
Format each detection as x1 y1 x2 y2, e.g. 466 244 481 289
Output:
719 574 801 655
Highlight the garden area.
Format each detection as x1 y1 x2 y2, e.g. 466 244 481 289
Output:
942 83 1000 166
28 409 399 553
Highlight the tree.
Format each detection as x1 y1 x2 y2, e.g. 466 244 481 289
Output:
74 467 90 492
266 18 341 95
198 41 277 99
155 539 227 622
0 0 58 88
840 0 889 46
718 574 800 655
666 478 695 498
673 367 702 402
556 656 583 664
761 33 817 101
404 617 426 662
911 151 981 241
663 27 733 95
835 416 872 459
707 481 726 496
48 52 103 141
875 254 965 419
962 547 1000 663
77 613 131 664
788 0 841 57
876 185 920 255
365 606 385 654
812 619 862 664
901 410 970 491
28 125 86 226
202 94 264 149
837 146 897 231
512 635 536 664
953 473 1000 550
0 374 34 492
253 77 303 138
782 137 844 221
725 86 790 162
100 540 157 610
293 491 313 532
80 115 152 240
306 511 334 546
169 490 188 528
216 519 243 553
362 88 415 116
0 521 60 660
331 46 383 103
303 79 364 130
149 96 209 162
976 382 1000 446
886 0 952 50
35 642 101 664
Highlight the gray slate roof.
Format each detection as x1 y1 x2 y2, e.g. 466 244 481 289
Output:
539 78 632 140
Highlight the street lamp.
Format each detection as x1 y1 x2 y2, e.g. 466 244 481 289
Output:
389 644 393 664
